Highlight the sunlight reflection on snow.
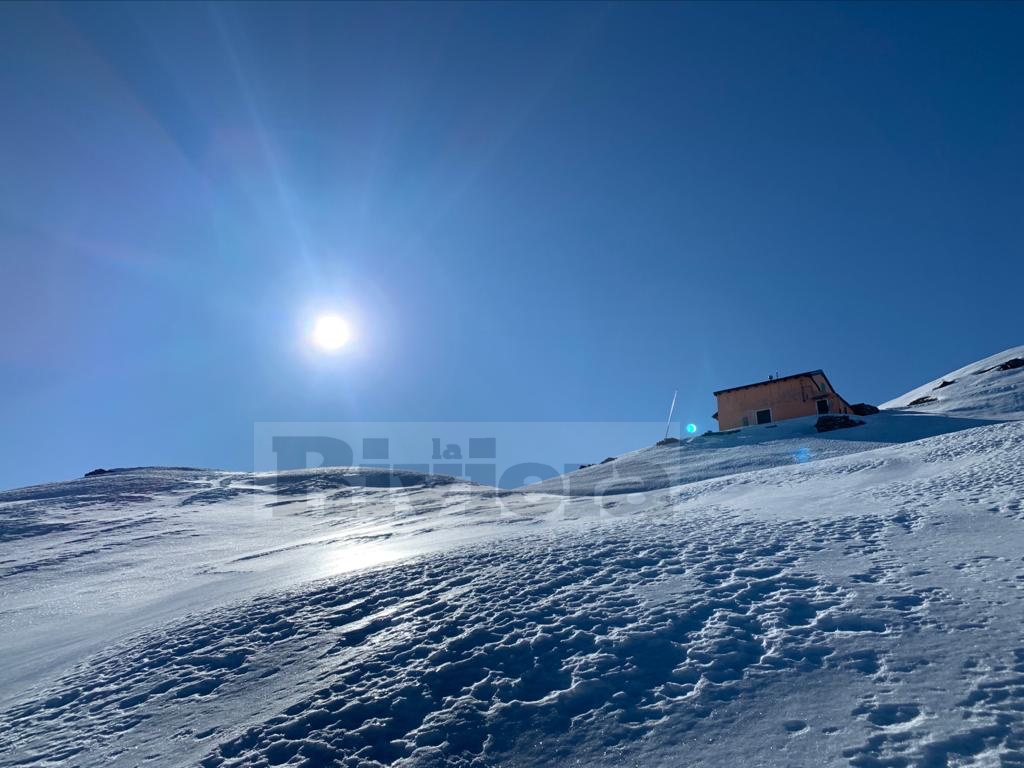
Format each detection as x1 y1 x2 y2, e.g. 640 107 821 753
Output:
316 543 406 579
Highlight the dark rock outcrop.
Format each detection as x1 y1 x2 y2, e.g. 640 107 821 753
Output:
907 395 938 407
815 415 866 433
850 403 880 416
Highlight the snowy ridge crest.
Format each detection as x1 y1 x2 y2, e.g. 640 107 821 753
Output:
882 344 1024 419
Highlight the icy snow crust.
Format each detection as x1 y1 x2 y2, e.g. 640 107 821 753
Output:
2 348 1024 767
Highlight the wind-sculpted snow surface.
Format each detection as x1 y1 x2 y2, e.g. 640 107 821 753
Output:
2 422 1024 766
0 466 523 707
0 509 961 766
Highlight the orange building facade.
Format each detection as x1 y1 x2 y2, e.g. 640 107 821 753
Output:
713 370 852 430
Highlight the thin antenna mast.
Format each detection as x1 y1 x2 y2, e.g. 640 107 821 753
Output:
664 389 678 440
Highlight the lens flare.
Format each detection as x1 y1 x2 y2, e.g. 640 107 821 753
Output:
686 423 698 434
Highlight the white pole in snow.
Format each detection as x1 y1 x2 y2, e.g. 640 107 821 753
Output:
664 389 678 440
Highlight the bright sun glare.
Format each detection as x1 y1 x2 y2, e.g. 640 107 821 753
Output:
312 314 351 351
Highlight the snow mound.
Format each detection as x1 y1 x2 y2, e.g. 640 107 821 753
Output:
882 344 1024 419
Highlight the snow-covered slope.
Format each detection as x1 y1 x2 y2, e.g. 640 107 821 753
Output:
882 345 1024 419
2 350 1024 767
0 466 543 706
527 410 999 496
529 344 1023 497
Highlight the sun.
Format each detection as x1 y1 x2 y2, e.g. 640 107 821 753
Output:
312 314 351 351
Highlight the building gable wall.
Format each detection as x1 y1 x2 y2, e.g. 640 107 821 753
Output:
715 373 851 430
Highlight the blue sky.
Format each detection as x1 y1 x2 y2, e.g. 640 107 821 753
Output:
1 1 1022 489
